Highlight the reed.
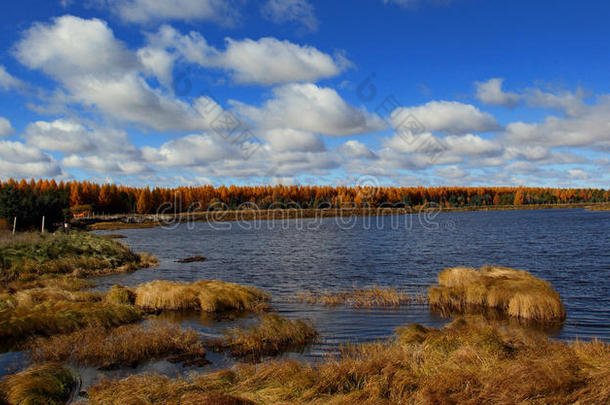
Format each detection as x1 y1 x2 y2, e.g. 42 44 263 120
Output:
428 265 566 321
296 286 425 308
0 363 75 405
29 321 207 369
84 317 610 405
0 300 142 340
133 280 270 313
209 314 318 359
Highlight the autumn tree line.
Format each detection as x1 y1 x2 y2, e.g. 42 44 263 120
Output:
0 178 609 230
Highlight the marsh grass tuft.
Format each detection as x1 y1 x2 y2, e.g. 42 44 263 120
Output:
0 300 142 340
428 265 566 321
29 321 207 369
209 314 318 359
0 363 76 405
134 280 270 313
84 374 255 405
83 316 610 405
104 285 136 305
296 286 425 308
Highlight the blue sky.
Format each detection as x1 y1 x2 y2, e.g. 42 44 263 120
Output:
0 0 608 187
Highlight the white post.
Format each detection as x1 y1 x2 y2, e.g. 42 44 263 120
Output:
12 217 16 235
41 216 45 233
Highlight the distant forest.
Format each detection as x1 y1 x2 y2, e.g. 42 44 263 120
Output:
1 179 609 230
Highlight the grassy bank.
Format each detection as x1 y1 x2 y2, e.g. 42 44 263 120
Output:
428 265 566 321
82 316 610 405
0 231 157 291
586 203 610 211
81 202 605 230
0 231 159 341
296 286 425 308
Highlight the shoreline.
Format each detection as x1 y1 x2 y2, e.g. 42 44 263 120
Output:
81 202 606 230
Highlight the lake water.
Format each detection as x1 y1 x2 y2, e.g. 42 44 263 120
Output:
2 208 609 384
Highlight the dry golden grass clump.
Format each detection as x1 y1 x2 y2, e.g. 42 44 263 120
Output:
134 280 270 313
0 363 76 405
29 321 207 369
84 374 255 405
297 286 425 308
13 287 103 307
428 265 566 321
209 314 318 359
83 317 610 405
0 300 142 340
104 285 136 305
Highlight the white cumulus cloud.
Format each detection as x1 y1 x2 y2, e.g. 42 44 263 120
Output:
475 78 520 107
102 0 240 25
233 83 384 136
0 118 15 137
142 26 348 85
391 101 499 135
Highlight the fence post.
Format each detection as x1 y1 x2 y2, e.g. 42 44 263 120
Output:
12 217 16 235
41 216 45 233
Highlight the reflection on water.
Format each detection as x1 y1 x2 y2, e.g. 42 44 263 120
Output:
2 209 609 383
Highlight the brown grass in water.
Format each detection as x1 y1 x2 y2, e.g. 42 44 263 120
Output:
0 363 76 405
134 280 270 313
29 321 207 369
428 265 566 321
296 286 425 308
209 314 318 359
83 316 610 405
104 285 136 305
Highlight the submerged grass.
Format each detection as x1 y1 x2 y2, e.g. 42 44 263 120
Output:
84 316 610 405
209 314 318 359
296 286 425 308
428 265 566 321
0 363 76 405
134 280 270 313
29 321 207 369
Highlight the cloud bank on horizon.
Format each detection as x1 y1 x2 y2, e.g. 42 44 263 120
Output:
0 0 608 188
